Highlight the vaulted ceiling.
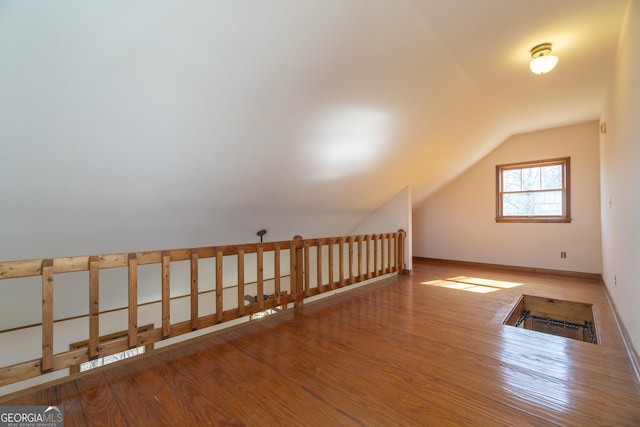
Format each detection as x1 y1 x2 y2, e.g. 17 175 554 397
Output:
0 0 629 259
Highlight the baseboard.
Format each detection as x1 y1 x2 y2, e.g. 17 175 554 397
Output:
413 257 602 281
601 277 640 385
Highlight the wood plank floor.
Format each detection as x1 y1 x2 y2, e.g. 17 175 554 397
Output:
2 259 640 426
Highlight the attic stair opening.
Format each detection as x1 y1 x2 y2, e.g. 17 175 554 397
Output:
69 324 154 374
245 292 287 320
504 295 598 344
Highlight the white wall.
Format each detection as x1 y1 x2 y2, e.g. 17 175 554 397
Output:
600 1 640 355
350 186 412 270
0 2 423 264
413 121 602 274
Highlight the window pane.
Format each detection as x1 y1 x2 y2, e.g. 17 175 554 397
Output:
503 191 563 216
541 165 562 190
521 167 541 191
502 169 521 192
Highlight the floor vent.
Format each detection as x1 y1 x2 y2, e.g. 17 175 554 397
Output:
504 295 597 344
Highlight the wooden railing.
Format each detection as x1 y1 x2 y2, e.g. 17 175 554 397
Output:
0 231 406 387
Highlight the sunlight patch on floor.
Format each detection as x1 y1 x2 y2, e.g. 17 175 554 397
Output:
421 276 522 293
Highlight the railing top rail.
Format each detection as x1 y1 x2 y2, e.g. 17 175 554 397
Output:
0 231 405 280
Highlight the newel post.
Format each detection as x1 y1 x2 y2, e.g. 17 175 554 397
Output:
291 235 304 308
397 229 412 275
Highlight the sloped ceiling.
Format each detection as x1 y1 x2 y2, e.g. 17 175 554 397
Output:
0 0 628 259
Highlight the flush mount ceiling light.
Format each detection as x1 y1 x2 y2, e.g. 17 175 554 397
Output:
529 43 558 74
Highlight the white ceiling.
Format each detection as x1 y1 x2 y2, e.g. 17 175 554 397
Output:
0 0 629 258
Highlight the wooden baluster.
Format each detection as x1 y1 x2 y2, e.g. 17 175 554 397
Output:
290 241 296 300
41 259 54 372
366 235 372 279
387 233 392 274
392 233 398 272
128 253 138 349
215 249 223 323
357 236 363 282
374 234 379 277
274 243 281 307
379 234 384 274
190 250 199 330
237 247 245 316
304 242 310 297
89 256 100 358
292 236 303 308
328 238 335 290
162 252 171 338
380 234 387 275
339 237 345 287
257 244 264 311
348 236 354 285
316 240 323 293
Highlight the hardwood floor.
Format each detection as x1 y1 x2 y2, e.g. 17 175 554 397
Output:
2 259 640 426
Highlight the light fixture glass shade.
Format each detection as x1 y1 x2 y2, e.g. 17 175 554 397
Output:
530 55 558 74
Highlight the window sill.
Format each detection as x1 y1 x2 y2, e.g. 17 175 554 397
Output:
496 218 572 223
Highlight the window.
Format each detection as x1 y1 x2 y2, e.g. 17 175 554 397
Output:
496 157 571 223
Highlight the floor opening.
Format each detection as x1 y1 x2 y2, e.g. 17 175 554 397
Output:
504 295 597 344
